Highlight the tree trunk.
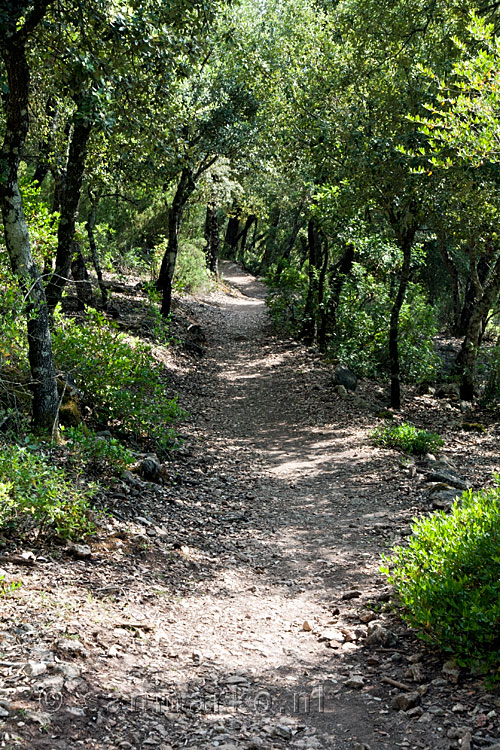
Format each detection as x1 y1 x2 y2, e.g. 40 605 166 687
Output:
318 241 355 351
249 218 259 254
317 237 330 352
455 251 500 400
237 214 256 261
86 191 107 308
0 20 58 432
300 218 321 345
45 98 92 311
157 167 195 317
275 204 305 280
437 235 461 334
204 203 220 275
259 206 281 272
223 216 240 259
389 232 414 409
455 252 492 337
70 240 93 309
32 96 57 187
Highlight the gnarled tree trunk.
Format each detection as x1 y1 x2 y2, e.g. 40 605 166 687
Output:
204 203 220 275
300 218 321 345
455 250 500 400
157 167 195 317
223 215 240 259
45 95 92 311
318 241 354 351
0 7 58 432
70 240 93 309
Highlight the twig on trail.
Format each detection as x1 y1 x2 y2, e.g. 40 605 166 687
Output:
375 647 407 654
381 676 412 691
0 554 36 567
115 621 154 631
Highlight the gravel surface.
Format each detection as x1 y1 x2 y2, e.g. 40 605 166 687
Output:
0 261 498 750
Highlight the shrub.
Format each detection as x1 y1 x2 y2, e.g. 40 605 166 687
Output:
64 425 135 477
174 240 213 293
334 272 439 382
382 486 500 674
153 238 212 295
0 443 96 542
265 262 308 333
52 310 183 452
371 422 444 455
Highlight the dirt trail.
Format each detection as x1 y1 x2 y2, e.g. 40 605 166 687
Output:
1 262 497 750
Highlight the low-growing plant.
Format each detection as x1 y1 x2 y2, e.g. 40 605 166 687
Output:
382 485 500 675
174 239 213 293
64 425 135 476
371 422 444 455
0 443 96 542
52 310 183 452
0 574 22 595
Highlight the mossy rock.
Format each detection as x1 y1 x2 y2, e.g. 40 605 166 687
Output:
59 399 82 427
461 422 486 434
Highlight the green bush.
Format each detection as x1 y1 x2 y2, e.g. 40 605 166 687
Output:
64 425 135 476
0 443 96 542
174 240 213 293
265 262 308 333
382 486 500 674
334 271 439 383
152 238 212 295
372 422 444 455
52 310 183 452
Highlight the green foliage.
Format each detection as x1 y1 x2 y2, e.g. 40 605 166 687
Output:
0 574 22 595
0 443 96 542
334 269 439 382
0 267 29 376
265 262 308 333
371 422 444 455
52 310 183 452
20 181 59 270
173 239 213 294
64 425 135 476
409 14 500 168
382 485 500 674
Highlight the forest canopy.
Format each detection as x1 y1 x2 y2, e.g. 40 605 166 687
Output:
2 0 500 427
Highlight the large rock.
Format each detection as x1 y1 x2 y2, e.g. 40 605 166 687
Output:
139 454 162 483
333 366 357 392
435 383 460 400
391 691 421 711
431 490 460 510
425 471 469 490
187 323 206 344
366 621 394 646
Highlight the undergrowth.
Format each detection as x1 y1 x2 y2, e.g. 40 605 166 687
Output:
371 422 444 455
382 485 500 676
0 442 96 543
64 425 135 477
52 309 183 453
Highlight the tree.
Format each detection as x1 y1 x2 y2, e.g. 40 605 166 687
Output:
410 13 500 398
155 16 260 315
0 1 59 431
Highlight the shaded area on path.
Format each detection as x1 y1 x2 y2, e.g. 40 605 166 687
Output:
0 262 497 750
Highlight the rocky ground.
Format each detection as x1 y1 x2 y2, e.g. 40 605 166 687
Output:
0 261 499 750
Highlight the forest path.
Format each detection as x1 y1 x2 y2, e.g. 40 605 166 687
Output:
2 262 484 750
145 261 438 750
